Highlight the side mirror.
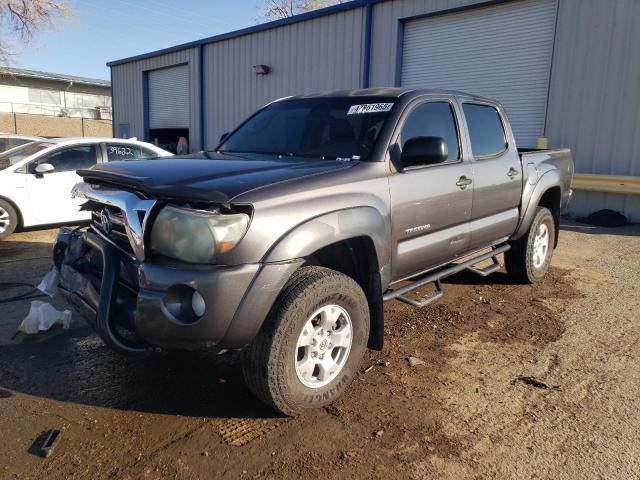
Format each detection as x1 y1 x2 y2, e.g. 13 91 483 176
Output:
219 132 230 144
35 163 55 175
401 136 448 168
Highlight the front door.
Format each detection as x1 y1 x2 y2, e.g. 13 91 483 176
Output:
389 99 473 281
25 144 99 224
460 102 522 249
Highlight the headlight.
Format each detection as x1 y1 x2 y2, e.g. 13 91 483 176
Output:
150 205 249 263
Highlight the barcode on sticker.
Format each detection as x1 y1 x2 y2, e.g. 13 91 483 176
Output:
347 103 394 115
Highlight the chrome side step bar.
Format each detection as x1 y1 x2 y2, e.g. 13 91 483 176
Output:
383 244 510 308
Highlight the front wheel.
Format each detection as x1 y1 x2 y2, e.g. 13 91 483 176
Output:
242 266 370 416
0 199 18 240
505 206 555 283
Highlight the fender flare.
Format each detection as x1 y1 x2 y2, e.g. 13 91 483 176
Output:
222 207 390 349
263 206 390 279
513 170 562 240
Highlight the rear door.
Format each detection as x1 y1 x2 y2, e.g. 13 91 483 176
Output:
25 144 99 224
389 98 473 281
460 102 522 249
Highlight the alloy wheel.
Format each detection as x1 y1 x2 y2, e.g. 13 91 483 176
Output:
294 304 353 388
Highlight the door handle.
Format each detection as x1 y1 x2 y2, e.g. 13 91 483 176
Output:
456 176 472 189
507 167 519 178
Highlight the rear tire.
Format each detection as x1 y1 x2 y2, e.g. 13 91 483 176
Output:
242 266 370 416
505 206 555 284
0 199 18 240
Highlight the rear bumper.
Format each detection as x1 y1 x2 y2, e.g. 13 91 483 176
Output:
54 227 300 354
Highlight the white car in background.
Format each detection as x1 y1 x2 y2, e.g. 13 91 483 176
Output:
0 134 44 153
0 137 172 239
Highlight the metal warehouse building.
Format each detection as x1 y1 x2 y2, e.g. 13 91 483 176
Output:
108 0 640 221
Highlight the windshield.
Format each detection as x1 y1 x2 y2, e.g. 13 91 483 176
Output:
219 97 395 161
0 142 53 170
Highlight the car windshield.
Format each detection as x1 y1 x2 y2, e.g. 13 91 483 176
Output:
218 97 395 161
0 142 54 170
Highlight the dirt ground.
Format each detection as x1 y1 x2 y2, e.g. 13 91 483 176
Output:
0 220 639 479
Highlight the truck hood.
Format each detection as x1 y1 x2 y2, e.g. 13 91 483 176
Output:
78 152 356 205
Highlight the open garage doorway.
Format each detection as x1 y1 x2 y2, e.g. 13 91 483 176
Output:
149 128 189 154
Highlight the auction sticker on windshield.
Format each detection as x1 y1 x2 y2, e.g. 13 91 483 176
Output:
347 103 394 115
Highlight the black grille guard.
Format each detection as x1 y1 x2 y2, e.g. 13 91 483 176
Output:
56 228 149 355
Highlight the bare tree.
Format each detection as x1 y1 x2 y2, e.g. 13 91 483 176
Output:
0 0 71 64
258 0 347 22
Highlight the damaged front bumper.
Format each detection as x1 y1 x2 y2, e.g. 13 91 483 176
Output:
54 227 301 355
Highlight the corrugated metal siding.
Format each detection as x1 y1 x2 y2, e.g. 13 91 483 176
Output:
546 0 640 222
371 0 640 221
369 0 481 87
111 48 201 150
400 0 557 147
149 65 190 129
202 7 365 148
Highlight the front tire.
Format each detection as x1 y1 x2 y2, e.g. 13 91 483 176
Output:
0 199 18 240
242 266 370 416
505 206 555 283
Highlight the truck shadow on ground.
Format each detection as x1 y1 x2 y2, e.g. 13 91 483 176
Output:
0 265 582 424
0 327 281 420
442 269 518 286
560 222 640 237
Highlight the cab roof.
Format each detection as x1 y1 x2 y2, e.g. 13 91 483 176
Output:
286 87 496 104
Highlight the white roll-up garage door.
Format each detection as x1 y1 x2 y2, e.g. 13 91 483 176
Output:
401 0 557 147
148 65 190 129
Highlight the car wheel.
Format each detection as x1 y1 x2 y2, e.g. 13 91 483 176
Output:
242 266 370 416
505 206 555 284
0 199 18 240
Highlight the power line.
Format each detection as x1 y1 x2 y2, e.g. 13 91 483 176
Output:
142 0 242 30
108 0 232 34
77 0 196 42
79 16 180 50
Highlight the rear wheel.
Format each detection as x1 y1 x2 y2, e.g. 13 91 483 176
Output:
505 206 555 283
242 266 369 416
0 199 18 240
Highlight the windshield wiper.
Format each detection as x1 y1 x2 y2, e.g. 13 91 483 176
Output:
216 150 339 160
254 151 338 160
221 150 300 158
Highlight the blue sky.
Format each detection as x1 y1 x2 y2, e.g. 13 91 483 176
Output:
13 0 259 80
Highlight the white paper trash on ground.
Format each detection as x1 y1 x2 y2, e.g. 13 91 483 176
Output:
36 268 59 297
18 301 72 334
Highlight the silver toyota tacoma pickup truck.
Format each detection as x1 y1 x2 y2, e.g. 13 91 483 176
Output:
53 88 573 415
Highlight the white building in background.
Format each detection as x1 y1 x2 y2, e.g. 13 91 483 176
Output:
0 67 111 120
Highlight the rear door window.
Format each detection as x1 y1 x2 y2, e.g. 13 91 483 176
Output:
106 143 156 161
462 103 507 157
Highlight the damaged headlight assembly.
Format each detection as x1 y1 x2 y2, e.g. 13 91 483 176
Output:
150 205 250 264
